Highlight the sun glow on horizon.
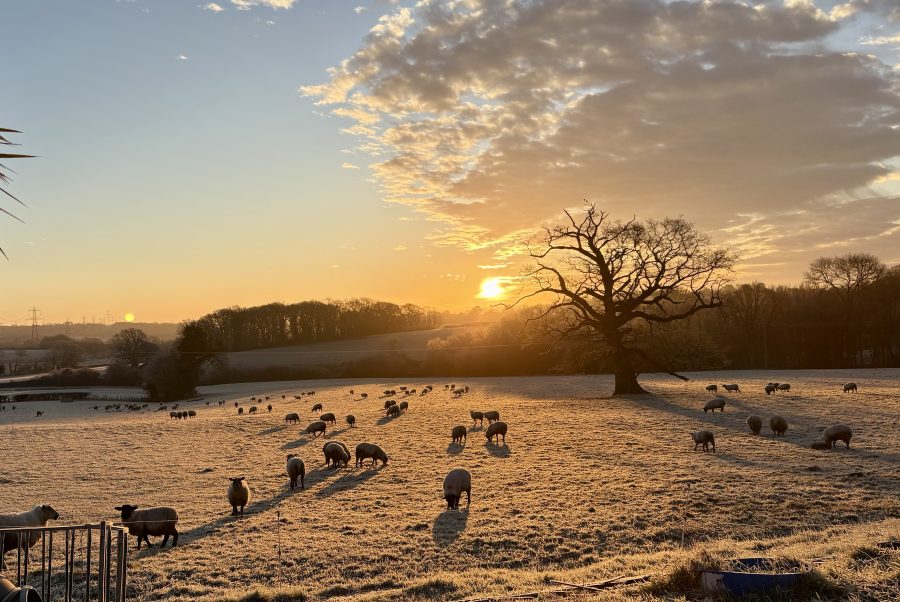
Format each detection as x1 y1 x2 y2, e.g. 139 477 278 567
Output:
477 277 505 299
124 313 135 322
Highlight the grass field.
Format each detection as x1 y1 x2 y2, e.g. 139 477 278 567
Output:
1 370 898 601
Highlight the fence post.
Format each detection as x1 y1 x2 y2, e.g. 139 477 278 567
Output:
98 522 107 602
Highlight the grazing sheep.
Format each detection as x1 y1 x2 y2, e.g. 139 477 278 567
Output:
451 425 467 444
349 390 354 395
722 384 740 393
820 424 853 449
703 398 726 413
346 415 356 428
384 399 397 410
267 404 272 412
286 455 305 490
36 411 44 417
470 410 484 426
237 407 244 415
442 468 472 510
485 421 508 444
312 403 323 413
323 441 351 468
305 421 327 437
170 411 179 419
360 393 368 399
398 401 408 412
843 382 858 393
180 411 188 419
234 402 239 408
355 443 388 467
248 406 258 414
114 505 179 550
692 430 716 452
386 405 400 417
285 412 300 424
188 410 196 418
765 384 776 395
746 415 762 435
320 412 336 425
705 384 718 393
464 386 469 393
770 415 788 436
227 477 251 516
0 505 59 564
777 383 791 392
484 410 500 423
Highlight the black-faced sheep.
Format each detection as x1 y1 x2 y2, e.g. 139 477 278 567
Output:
285 412 300 424
451 425 467 444
286 455 305 490
485 421 507 444
746 415 762 435
770 415 788 436
443 468 471 510
703 398 726 413
227 477 250 516
398 401 408 412
355 443 388 467
484 410 500 423
114 505 179 549
843 382 858 393
705 384 717 393
319 412 336 425
470 410 484 426
346 415 356 428
692 430 715 452
386 405 400 417
305 421 326 437
311 403 323 413
323 441 351 468
722 384 740 393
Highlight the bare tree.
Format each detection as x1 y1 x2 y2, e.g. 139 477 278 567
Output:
514 204 735 394
111 328 158 368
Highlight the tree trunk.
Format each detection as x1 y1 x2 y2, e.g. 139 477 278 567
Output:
612 347 649 395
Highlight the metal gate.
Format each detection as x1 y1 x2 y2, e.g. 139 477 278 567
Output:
0 522 127 602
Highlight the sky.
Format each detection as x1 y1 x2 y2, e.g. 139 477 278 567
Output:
1 0 898 324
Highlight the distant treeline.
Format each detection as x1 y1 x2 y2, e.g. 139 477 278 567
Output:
193 299 442 352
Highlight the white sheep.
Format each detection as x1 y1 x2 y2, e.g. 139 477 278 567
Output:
355 443 388 467
227 477 251 516
0 505 59 566
770 415 788 436
703 398 726 413
442 468 471 510
843 382 858 393
286 454 305 490
692 430 715 452
114 505 179 550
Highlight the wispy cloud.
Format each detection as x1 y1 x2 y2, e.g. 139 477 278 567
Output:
230 0 296 10
859 34 900 46
354 6 367 14
393 244 407 252
203 3 224 12
176 54 189 61
341 162 360 170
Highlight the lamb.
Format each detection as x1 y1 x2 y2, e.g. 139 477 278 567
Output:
305 421 326 437
703 398 726 413
319 412 336 425
384 399 397 409
398 401 408 412
843 382 858 393
692 430 715 452
311 403 323 413
346 415 356 428
284 412 300 424
0 505 59 565
286 454 305 489
470 410 484 426
484 410 500 423
114 505 179 550
355 443 388 467
485 421 508 444
765 384 776 395
323 441 351 468
451 425 467 444
386 405 400 417
770 415 788 436
746 415 762 435
705 384 718 393
227 477 251 516
777 383 791 392
442 468 471 510
722 384 740 393
817 424 853 449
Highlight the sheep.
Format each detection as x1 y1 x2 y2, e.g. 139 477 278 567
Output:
692 430 715 452
360 393 368 399
170 411 179 419
36 411 44 417
227 477 250 516
234 402 239 408
384 399 397 410
765 384 776 395
442 468 472 510
768 382 781 390
311 403 323 413
323 441 351 468
248 406 258 414
180 411 188 419
770 415 788 436
451 425 467 444
464 386 469 393
188 410 196 418
0 505 59 565
470 410 484 426
386 405 400 417
777 383 791 392
703 398 726 413
484 410 500 423
485 421 508 444
267 404 273 412
114 505 179 550
320 412 336 425
746 415 762 435
722 384 741 393
843 382 858 393
705 384 718 393
355 443 388 467
398 401 408 412
399 386 407 391
817 424 853 449
286 455 305 489
237 407 244 415
305 421 327 437
285 412 300 424
346 415 356 428
349 390 354 395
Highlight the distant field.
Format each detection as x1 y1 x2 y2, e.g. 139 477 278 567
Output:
1 370 898 601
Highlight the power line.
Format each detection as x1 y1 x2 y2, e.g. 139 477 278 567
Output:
28 306 41 346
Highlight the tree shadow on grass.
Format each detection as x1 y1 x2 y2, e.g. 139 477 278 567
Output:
432 508 469 547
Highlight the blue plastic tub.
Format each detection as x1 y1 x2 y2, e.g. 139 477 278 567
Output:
700 557 807 596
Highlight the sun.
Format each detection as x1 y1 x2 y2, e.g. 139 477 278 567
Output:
124 313 135 323
477 277 505 299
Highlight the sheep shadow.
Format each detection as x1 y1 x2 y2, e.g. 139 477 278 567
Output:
446 442 465 455
323 427 350 439
315 465 382 499
484 441 510 458
258 425 286 436
468 424 484 432
376 414 400 426
281 435 320 450
432 508 469 547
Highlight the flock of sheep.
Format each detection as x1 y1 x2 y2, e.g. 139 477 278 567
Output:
692 381 858 453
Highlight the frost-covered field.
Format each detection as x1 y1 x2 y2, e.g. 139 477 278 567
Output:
1 370 898 601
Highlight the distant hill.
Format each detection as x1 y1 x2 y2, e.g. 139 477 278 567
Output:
0 322 180 346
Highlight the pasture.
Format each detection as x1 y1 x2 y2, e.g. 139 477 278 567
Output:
1 370 898 601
